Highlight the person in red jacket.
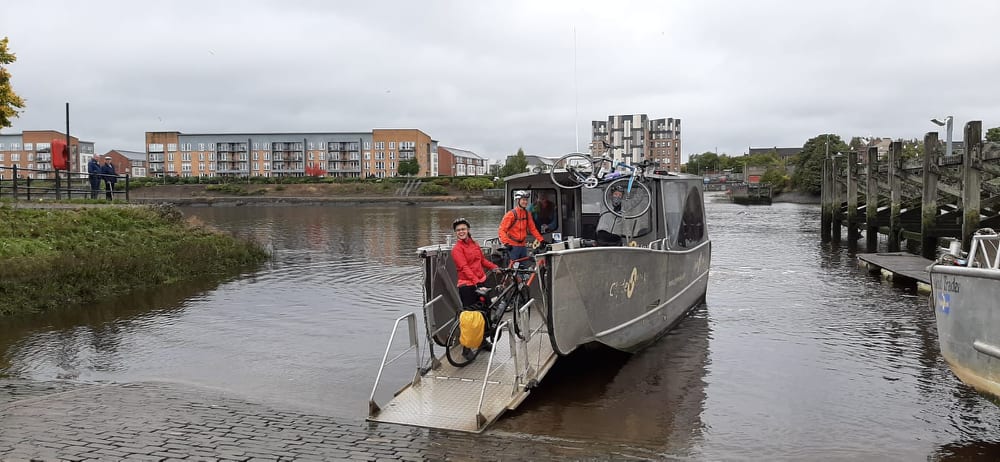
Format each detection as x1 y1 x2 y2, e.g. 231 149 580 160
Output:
498 190 545 262
451 218 499 308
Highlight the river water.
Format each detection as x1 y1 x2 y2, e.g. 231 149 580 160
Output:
1 194 998 460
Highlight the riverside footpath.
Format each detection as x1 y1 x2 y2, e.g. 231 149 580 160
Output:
0 380 648 461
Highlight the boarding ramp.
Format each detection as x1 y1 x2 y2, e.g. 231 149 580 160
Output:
368 296 558 433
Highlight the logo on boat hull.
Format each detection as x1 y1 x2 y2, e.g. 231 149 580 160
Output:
609 267 640 299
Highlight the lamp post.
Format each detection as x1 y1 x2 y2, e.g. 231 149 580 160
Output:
931 116 953 157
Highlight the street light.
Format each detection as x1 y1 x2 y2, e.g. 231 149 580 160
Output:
931 115 953 157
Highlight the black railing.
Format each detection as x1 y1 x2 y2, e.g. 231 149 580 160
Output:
0 165 130 202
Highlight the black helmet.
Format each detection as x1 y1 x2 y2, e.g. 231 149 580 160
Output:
452 217 470 230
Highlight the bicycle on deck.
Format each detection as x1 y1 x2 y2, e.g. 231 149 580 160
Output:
444 249 545 367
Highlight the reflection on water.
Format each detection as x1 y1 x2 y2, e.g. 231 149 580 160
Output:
494 307 710 457
2 198 999 459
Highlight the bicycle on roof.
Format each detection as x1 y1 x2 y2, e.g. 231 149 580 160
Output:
549 152 656 219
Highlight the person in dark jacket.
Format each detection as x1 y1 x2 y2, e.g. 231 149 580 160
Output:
451 218 499 308
101 156 117 200
87 156 101 199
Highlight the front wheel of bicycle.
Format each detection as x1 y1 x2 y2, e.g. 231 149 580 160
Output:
550 153 593 189
604 178 652 219
510 291 529 341
445 320 479 367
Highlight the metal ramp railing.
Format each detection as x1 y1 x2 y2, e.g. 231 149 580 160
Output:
367 295 557 433
967 229 999 270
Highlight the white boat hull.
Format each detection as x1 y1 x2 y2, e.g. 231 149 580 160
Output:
930 265 1000 399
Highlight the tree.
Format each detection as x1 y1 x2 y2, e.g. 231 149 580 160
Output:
791 134 849 195
987 127 1000 142
0 37 26 131
499 148 528 178
398 157 419 176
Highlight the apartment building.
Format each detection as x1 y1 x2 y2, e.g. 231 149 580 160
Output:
104 149 148 178
437 146 487 176
591 114 682 171
370 129 436 178
0 131 95 178
146 129 439 179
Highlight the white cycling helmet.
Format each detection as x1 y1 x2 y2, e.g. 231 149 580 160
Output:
513 190 529 200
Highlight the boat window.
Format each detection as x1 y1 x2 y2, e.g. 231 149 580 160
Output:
582 187 652 242
558 189 577 238
527 189 559 235
677 186 706 247
660 181 688 247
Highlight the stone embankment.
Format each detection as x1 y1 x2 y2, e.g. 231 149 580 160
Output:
128 184 499 207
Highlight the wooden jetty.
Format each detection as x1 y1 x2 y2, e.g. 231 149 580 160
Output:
857 252 933 293
821 120 1000 259
727 183 772 205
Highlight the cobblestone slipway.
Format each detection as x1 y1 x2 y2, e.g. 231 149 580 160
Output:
0 380 658 461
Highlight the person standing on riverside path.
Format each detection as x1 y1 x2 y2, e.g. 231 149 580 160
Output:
101 156 117 201
498 190 544 262
87 156 101 199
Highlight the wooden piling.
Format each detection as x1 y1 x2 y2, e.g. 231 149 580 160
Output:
832 155 842 242
847 150 859 241
888 141 902 252
962 121 982 248
821 156 832 241
921 132 940 259
865 146 879 251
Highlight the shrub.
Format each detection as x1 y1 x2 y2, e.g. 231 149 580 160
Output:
419 184 448 195
457 177 494 191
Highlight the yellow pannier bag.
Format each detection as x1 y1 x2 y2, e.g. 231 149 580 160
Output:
459 310 486 349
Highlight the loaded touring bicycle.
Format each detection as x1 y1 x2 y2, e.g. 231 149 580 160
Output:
368 158 711 433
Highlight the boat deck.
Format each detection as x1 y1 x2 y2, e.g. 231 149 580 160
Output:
369 304 558 433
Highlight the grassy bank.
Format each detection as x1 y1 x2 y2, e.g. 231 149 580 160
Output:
0 204 269 317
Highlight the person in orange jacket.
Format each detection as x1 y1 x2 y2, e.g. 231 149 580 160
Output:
451 218 499 308
498 190 544 262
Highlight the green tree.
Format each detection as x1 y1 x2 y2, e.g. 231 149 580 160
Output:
499 148 528 178
791 134 849 195
987 127 1000 142
901 139 922 160
0 37 26 130
398 157 419 176
685 151 718 175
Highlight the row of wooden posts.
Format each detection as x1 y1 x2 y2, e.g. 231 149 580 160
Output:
821 120 1000 259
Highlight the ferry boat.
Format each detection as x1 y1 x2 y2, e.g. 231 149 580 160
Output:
929 229 1000 400
368 165 711 432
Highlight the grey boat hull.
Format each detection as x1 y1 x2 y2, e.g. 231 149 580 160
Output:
547 240 711 354
930 265 1000 399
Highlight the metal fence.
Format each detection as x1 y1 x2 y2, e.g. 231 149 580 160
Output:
0 165 130 201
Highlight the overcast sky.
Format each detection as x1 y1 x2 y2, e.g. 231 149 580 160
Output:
3 0 999 161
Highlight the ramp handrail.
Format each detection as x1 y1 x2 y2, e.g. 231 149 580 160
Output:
476 320 515 429
475 298 538 429
368 311 421 417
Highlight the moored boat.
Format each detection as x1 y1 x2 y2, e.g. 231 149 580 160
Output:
929 229 1000 400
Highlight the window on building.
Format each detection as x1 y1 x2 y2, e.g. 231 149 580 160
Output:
167 153 174 162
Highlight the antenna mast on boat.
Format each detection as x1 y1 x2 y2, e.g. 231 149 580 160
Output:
574 27 579 153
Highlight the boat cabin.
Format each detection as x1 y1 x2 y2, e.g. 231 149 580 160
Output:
503 171 708 250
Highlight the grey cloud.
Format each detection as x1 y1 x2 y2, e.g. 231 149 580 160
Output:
2 0 999 160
